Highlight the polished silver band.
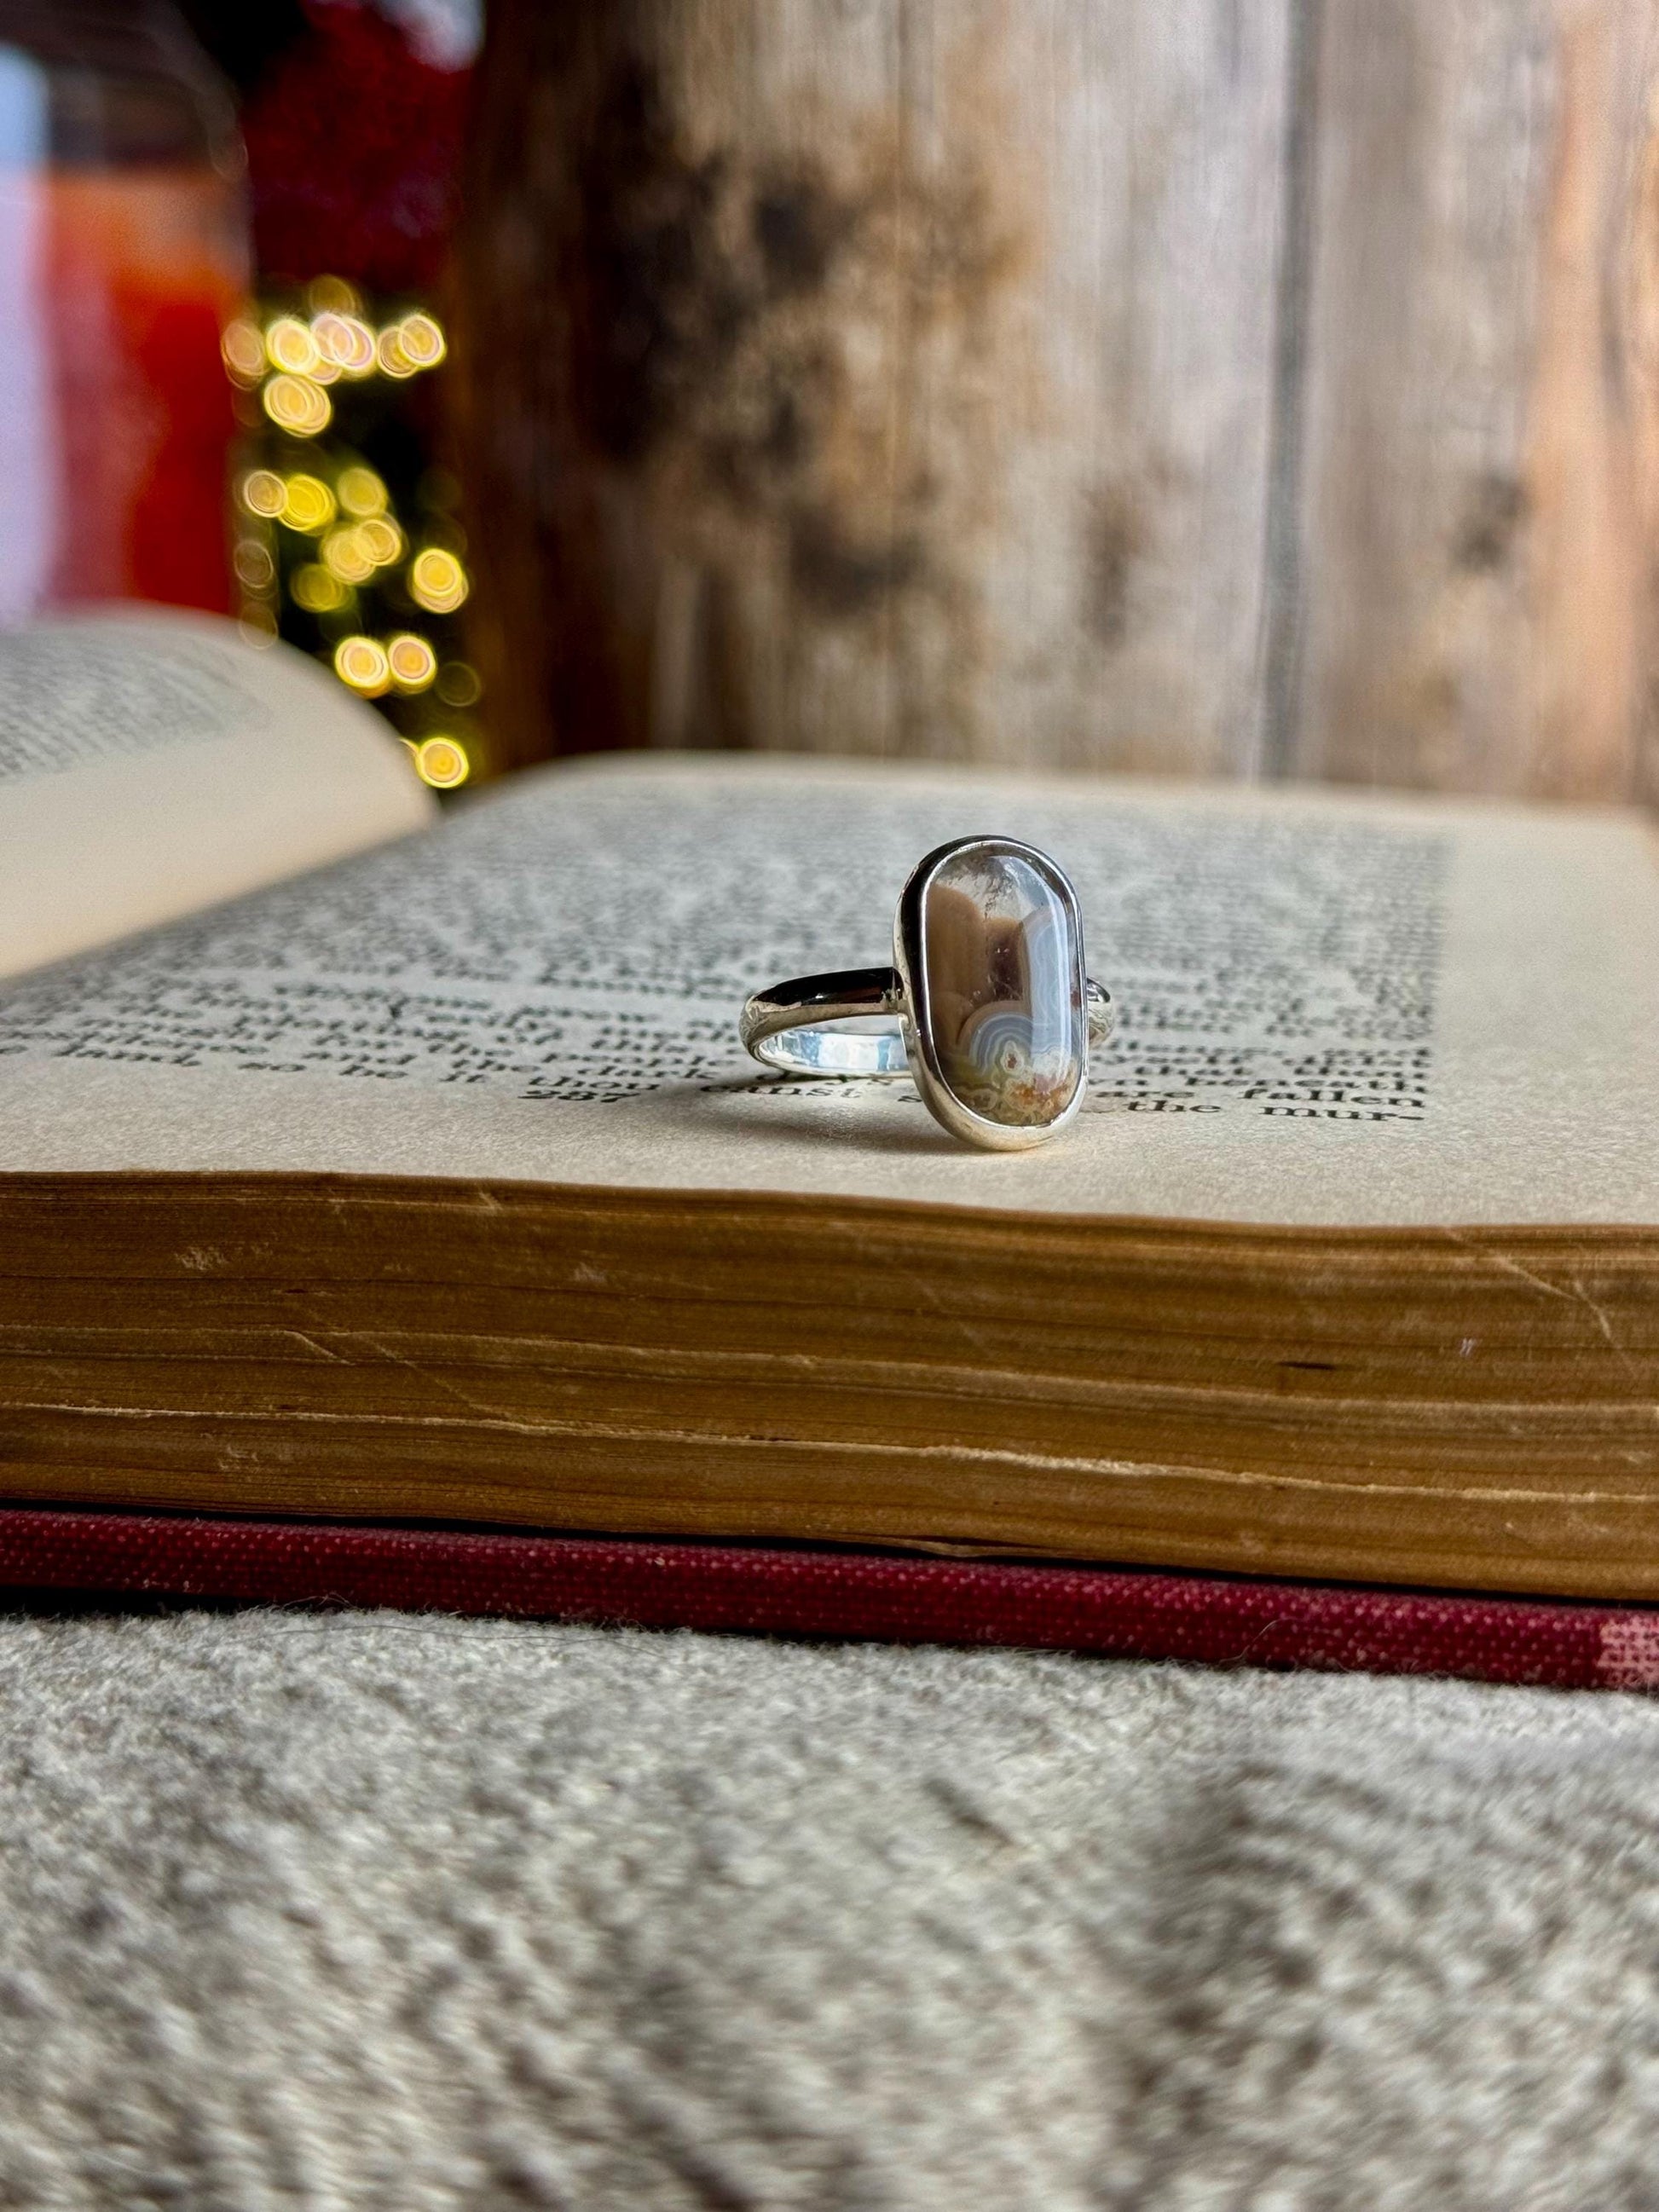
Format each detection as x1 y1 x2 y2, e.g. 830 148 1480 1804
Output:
741 967 1116 1079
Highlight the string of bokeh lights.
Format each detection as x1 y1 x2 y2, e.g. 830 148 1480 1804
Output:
223 277 475 790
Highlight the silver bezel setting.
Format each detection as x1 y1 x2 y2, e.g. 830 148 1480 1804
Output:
894 835 1090 1153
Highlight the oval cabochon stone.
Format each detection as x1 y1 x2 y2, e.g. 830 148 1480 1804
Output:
921 846 1084 1128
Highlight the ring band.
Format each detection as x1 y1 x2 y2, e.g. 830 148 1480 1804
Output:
741 970 1116 1077
739 836 1115 1151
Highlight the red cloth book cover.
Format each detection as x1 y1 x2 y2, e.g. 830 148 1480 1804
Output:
1 1503 1655 1691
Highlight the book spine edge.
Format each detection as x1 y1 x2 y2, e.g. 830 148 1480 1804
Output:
0 1505 1639 1692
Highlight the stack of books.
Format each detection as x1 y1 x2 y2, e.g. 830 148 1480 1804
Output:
3 607 1656 1688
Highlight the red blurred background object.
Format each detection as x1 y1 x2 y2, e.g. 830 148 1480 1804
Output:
240 1 469 293
0 0 248 623
45 168 245 611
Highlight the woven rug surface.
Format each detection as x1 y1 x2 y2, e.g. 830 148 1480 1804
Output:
0 1607 1655 2209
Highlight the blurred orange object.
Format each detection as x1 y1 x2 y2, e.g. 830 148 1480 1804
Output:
0 3 248 624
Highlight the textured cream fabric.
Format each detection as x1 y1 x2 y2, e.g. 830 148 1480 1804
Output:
0 1609 1653 2209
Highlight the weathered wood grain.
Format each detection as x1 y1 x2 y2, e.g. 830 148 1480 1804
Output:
1288 0 1659 799
457 0 1293 772
455 0 1659 796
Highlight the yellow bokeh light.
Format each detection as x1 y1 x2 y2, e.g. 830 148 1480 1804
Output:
233 540 275 590
436 661 482 707
292 564 349 614
238 609 279 648
262 373 332 436
321 528 376 584
375 325 417 380
408 546 469 614
415 736 470 789
280 474 336 532
240 468 286 518
337 465 389 518
356 515 403 568
265 315 321 376
396 311 447 370
313 311 377 378
334 635 392 696
386 632 437 692
221 317 265 385
307 274 362 317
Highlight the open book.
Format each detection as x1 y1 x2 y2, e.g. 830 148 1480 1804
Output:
4 609 1658 1601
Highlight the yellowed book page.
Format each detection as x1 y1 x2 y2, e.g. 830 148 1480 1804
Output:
0 754 1655 1227
0 605 433 977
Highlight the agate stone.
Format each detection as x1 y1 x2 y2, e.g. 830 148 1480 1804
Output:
918 844 1084 1129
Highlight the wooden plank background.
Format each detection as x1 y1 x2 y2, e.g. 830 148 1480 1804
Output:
457 0 1659 800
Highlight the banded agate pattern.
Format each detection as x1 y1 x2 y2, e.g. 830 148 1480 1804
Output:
919 846 1084 1129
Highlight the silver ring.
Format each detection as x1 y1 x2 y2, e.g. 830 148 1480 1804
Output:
740 835 1115 1152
